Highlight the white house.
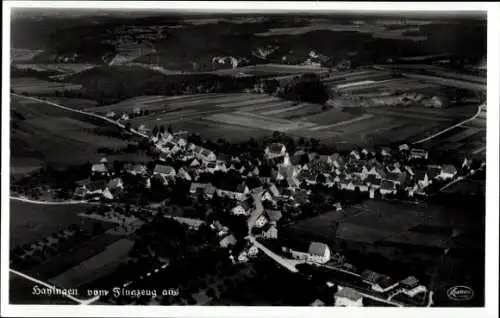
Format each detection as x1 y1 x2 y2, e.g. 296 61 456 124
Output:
264 143 287 159
91 163 108 176
399 144 410 152
410 148 429 160
380 147 392 157
350 150 361 161
439 164 457 180
285 241 331 264
334 286 363 307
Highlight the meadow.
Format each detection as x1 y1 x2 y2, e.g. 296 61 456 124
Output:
11 77 83 94
11 95 134 169
9 200 103 248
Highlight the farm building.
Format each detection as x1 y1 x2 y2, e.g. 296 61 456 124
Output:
410 148 428 160
282 240 331 264
361 270 399 293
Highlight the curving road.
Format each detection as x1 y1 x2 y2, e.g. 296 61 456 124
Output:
413 104 484 144
10 196 88 205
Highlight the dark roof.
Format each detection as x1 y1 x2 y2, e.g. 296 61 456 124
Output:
381 180 396 190
361 270 383 284
246 176 262 190
376 276 397 289
107 178 122 189
365 175 379 184
265 210 283 222
400 276 419 289
268 143 285 154
427 165 441 179
386 172 402 182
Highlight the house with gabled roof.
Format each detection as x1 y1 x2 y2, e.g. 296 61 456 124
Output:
380 179 397 195
154 164 175 177
216 180 250 201
126 163 148 176
415 170 431 189
197 147 216 162
91 163 108 176
329 153 345 169
399 144 410 152
350 150 361 161
410 148 428 160
439 164 457 180
231 198 254 216
176 167 191 181
265 143 287 159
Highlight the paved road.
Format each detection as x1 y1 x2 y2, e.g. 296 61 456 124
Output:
10 196 88 205
247 236 301 273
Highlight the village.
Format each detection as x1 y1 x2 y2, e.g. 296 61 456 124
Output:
13 123 477 307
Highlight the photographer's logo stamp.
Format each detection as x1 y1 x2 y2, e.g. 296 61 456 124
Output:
446 286 474 301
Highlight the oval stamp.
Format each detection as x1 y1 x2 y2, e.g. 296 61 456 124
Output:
446 285 474 301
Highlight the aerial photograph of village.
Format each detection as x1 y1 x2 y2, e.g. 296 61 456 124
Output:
8 7 486 308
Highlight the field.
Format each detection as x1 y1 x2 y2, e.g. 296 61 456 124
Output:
9 200 110 248
13 63 97 75
11 77 83 94
90 88 478 149
11 95 134 169
414 105 486 158
49 238 134 289
285 199 484 258
43 97 99 110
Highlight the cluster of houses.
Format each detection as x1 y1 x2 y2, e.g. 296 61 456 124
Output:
260 142 464 199
311 273 428 307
